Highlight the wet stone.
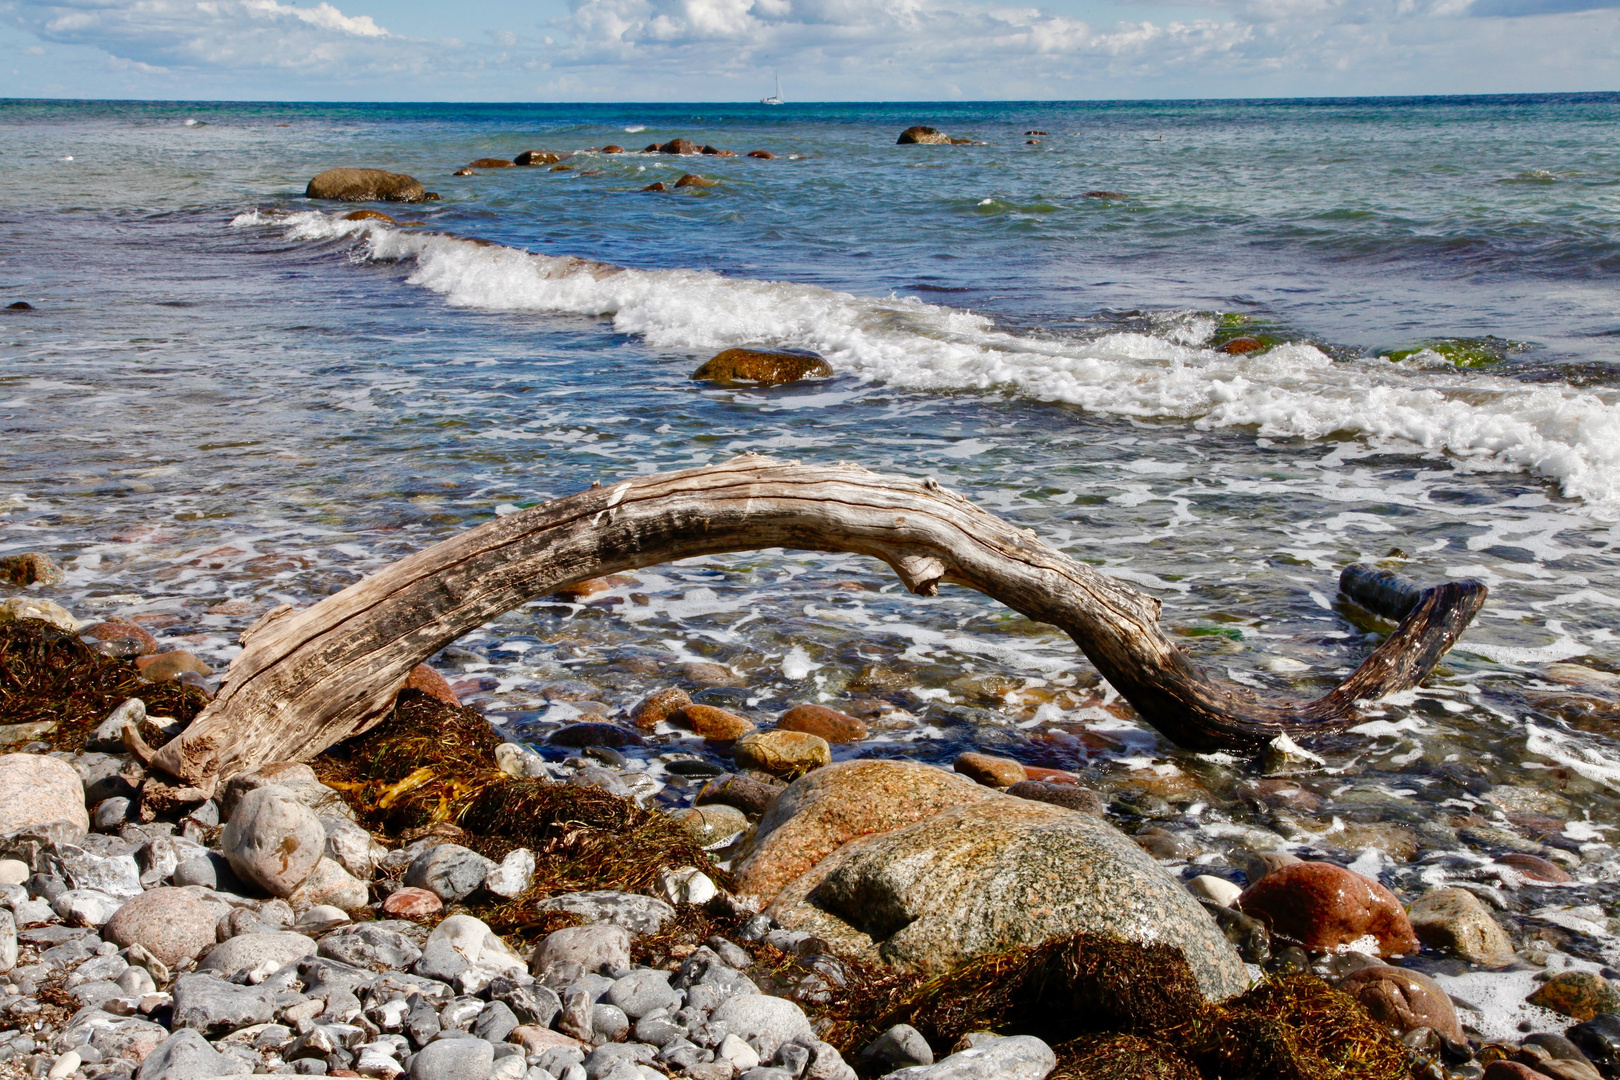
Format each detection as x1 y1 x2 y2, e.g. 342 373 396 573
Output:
547 724 648 749
1529 972 1620 1021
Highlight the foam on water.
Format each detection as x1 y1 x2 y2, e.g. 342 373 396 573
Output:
231 210 1620 510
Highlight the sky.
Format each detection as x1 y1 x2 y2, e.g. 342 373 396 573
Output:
1 0 1618 101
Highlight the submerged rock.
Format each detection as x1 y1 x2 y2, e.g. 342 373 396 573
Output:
674 173 717 188
747 150 776 159
674 704 756 741
305 168 428 202
659 139 701 154
778 704 867 743
514 150 561 166
0 552 63 586
691 348 833 387
467 157 514 169
1408 887 1517 968
768 796 1248 1000
1236 861 1419 957
897 126 952 145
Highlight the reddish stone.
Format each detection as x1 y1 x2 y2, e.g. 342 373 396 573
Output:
700 145 735 156
1236 861 1419 957
1340 964 1465 1041
1499 852 1574 883
659 138 700 154
747 150 776 159
467 158 514 169
632 687 692 730
954 752 1026 788
382 887 442 920
551 574 635 601
81 619 160 657
642 182 668 192
134 650 211 683
778 704 868 744
1023 765 1080 785
674 704 756 741
1220 337 1265 355
1483 1063 1544 1080
404 664 459 708
343 210 396 223
601 145 625 154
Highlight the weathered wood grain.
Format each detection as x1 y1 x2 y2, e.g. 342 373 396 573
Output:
149 456 1486 788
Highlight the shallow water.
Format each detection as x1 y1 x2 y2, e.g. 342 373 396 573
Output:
3 96 1620 1013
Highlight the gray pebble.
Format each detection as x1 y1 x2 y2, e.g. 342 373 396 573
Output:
409 1037 494 1080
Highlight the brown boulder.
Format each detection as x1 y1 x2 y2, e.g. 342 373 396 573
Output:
674 174 717 188
674 704 756 741
697 773 783 817
642 182 668 192
733 731 829 779
643 143 660 152
403 664 459 708
1220 337 1265 355
1340 965 1465 1041
453 167 476 176
103 887 217 967
732 759 997 904
1083 190 1127 199
747 150 776 159
1484 1064 1546 1080
701 146 735 156
681 660 746 687
468 157 515 169
1500 852 1574 883
0 552 63 586
81 618 159 658
549 164 571 172
6 302 32 311
659 139 700 154
954 752 1026 788
342 210 397 223
692 347 833 386
600 145 625 154
514 151 561 166
778 704 867 743
632 688 692 730
305 168 427 203
897 126 952 145
1236 861 1419 956
135 651 210 684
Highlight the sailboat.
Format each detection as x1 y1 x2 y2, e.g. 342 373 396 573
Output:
760 74 784 105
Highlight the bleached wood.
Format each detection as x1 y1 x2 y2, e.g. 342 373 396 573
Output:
150 456 1485 788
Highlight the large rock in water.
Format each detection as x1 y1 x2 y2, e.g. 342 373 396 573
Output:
305 168 428 202
691 348 833 387
765 796 1247 1001
0 753 89 837
897 126 952 145
734 759 999 904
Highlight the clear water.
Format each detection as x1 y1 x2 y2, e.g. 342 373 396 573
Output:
4 96 1620 987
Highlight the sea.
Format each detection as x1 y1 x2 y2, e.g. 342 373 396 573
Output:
3 95 1620 1021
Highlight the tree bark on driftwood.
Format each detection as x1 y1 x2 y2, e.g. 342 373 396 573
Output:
149 455 1486 790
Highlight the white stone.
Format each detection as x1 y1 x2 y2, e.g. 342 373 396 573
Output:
483 849 535 899
716 1033 759 1071
288 858 368 912
220 785 326 897
47 1049 81 1079
0 859 27 886
659 867 717 906
1187 875 1243 908
54 889 125 927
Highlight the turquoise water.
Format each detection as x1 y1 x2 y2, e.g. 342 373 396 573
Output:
3 97 1620 962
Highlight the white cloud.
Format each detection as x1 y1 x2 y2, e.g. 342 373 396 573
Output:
8 0 394 70
4 0 1620 96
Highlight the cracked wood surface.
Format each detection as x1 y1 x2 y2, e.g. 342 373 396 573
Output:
149 456 1487 787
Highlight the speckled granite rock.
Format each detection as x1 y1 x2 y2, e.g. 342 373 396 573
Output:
734 759 999 904
766 797 1247 1001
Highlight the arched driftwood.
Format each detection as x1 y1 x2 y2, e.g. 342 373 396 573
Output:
149 456 1486 789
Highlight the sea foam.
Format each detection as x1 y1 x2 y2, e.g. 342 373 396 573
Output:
230 211 1620 509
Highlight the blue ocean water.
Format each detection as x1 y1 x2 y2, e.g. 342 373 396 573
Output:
3 96 1620 938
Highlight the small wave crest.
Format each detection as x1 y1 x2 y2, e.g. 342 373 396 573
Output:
231 210 1620 510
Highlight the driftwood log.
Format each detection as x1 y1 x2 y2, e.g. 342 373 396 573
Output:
149 456 1486 791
